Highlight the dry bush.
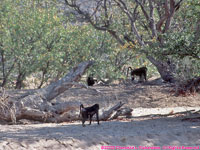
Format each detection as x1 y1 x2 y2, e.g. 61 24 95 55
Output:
173 77 200 96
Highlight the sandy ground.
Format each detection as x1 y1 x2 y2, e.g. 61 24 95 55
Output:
1 82 200 150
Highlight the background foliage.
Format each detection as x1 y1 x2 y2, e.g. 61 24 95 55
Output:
0 0 199 89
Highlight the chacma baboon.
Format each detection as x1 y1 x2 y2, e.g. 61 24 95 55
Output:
87 76 97 86
80 104 100 127
127 66 147 82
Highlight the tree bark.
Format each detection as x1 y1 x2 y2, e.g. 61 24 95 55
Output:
42 61 94 101
147 56 176 83
15 72 26 89
100 101 125 121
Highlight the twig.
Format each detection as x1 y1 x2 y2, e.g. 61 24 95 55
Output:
132 109 196 118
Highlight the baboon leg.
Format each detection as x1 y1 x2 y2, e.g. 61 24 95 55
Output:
82 118 86 127
144 73 147 81
96 112 100 125
89 115 92 125
139 75 143 82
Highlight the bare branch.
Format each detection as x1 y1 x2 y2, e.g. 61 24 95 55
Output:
194 19 200 42
155 2 162 19
163 0 183 33
43 61 94 101
131 4 139 20
175 0 183 11
156 0 169 32
149 0 157 38
65 0 107 31
107 30 125 45
131 22 145 46
114 0 145 46
135 0 149 21
114 0 133 21
90 1 102 18
103 0 109 26
163 0 176 32
65 0 125 45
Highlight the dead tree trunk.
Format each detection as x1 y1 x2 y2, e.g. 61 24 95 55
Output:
0 61 95 123
100 101 125 121
0 61 130 124
41 61 94 101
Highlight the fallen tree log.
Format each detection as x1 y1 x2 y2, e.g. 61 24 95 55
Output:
109 107 133 120
0 61 129 124
99 102 125 121
47 101 126 123
182 115 200 122
0 61 95 123
132 109 196 119
38 61 95 101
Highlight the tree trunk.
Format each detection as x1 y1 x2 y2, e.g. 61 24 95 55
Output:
147 56 176 83
15 73 26 89
38 61 50 89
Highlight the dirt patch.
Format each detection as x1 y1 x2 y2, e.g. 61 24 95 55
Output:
53 82 200 109
1 82 200 149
